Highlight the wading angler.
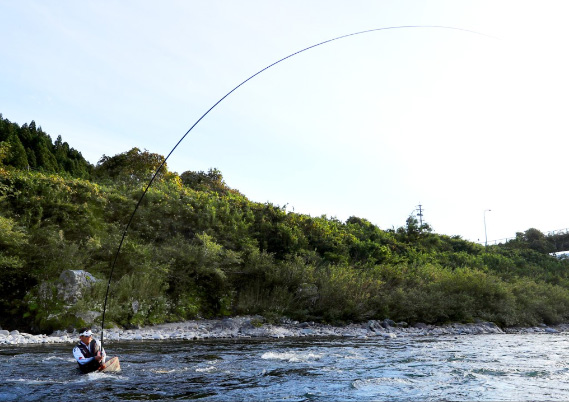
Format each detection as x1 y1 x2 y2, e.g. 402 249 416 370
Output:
72 328 106 373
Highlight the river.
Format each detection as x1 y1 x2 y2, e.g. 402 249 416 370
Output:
1 334 568 401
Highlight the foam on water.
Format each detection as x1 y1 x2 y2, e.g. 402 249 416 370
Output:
81 371 129 382
3 374 128 386
352 376 415 389
196 365 217 373
151 368 178 374
261 351 323 362
6 378 56 385
42 355 75 363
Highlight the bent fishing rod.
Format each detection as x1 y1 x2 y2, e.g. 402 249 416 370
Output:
99 25 489 347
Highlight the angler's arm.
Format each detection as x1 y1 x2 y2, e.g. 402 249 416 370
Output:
95 340 107 362
73 346 95 365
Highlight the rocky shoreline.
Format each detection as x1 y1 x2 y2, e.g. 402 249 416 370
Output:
2 317 569 346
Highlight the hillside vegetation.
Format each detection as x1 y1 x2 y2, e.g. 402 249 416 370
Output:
2 115 569 333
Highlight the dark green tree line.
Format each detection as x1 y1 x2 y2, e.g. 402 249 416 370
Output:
0 115 92 178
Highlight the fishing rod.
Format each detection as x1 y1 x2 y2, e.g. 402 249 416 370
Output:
99 25 489 347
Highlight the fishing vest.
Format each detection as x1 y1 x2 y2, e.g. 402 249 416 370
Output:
76 340 101 373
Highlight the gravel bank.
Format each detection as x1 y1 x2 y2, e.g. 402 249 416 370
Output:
2 317 567 345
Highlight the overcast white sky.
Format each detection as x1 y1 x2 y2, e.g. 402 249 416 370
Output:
2 1 569 244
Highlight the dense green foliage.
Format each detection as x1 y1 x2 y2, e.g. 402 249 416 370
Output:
2 116 569 332
0 115 92 178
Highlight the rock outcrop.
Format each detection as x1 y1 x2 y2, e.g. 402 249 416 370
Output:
57 270 99 303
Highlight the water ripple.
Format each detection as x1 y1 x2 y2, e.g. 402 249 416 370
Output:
3 335 569 401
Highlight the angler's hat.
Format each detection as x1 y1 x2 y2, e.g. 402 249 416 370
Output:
79 329 93 337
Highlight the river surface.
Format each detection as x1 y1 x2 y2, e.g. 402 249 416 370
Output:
1 334 569 401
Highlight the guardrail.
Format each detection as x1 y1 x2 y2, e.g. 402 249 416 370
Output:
482 227 569 246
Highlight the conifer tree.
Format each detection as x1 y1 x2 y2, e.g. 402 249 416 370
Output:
5 134 28 169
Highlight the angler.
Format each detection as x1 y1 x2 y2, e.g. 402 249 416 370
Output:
72 328 107 373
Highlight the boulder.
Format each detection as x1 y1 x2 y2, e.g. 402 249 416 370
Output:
382 319 396 328
57 270 99 303
367 320 381 331
74 310 100 326
213 318 240 332
481 322 504 334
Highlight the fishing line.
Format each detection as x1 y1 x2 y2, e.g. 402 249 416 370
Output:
99 25 490 347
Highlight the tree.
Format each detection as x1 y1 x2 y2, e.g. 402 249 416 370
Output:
33 137 58 172
0 142 9 167
180 168 230 194
0 215 33 330
93 147 176 184
523 228 555 253
403 215 420 237
5 134 28 169
0 116 92 177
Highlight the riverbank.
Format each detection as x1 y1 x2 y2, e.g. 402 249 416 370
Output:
2 317 569 345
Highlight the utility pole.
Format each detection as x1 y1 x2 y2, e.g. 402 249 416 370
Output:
416 204 424 228
484 209 491 248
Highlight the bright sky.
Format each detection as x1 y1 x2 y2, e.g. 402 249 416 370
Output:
2 1 569 244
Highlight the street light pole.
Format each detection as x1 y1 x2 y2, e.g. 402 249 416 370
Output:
484 209 492 248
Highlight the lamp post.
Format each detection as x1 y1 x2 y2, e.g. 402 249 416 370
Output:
484 209 491 248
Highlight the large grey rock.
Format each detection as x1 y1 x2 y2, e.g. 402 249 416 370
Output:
382 319 396 328
367 320 379 330
57 270 99 303
75 310 100 326
480 322 504 334
213 318 240 332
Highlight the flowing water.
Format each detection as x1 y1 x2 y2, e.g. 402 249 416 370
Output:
2 334 569 401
